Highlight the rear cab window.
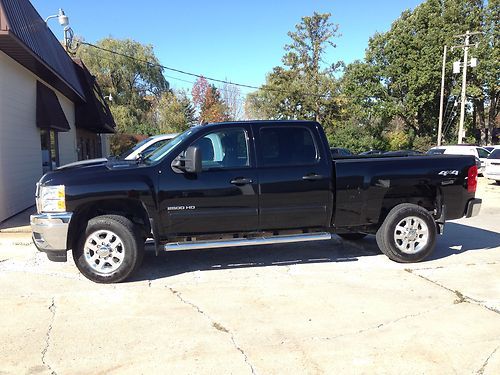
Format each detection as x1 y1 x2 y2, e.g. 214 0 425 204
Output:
259 126 319 167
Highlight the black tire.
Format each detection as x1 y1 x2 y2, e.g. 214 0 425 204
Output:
338 233 367 241
73 215 144 283
376 203 436 263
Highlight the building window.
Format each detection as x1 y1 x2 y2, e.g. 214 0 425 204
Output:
40 129 59 173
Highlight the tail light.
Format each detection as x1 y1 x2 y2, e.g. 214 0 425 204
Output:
467 165 478 193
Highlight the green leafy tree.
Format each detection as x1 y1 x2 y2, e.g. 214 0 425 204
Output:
76 37 169 134
151 90 195 134
341 0 498 145
246 12 342 127
467 0 499 143
327 121 388 154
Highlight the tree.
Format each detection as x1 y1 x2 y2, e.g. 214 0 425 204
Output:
341 0 498 145
468 0 499 143
191 76 210 115
245 12 342 126
191 77 229 123
76 37 169 134
221 83 243 120
201 85 229 123
151 90 195 134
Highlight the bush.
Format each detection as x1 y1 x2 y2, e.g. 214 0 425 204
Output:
386 130 411 151
326 122 387 154
412 135 434 152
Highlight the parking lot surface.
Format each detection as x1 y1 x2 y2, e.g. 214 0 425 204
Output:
0 178 499 374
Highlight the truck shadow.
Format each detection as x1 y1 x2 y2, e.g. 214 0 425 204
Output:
131 222 500 282
429 221 500 260
132 238 380 281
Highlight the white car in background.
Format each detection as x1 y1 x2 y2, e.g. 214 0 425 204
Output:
58 133 178 170
484 149 500 184
118 133 178 160
428 145 491 174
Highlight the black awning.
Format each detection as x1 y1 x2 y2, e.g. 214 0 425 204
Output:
36 81 70 132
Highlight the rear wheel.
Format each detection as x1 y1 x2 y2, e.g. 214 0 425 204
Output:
338 233 367 241
73 215 144 283
376 204 436 263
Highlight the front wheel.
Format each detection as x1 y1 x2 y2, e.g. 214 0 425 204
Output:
376 203 436 263
73 215 144 283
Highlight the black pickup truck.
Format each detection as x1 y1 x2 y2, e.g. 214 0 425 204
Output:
31 121 481 283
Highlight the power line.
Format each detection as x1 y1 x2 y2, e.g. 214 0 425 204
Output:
443 98 458 137
163 74 197 86
154 74 248 104
79 41 331 99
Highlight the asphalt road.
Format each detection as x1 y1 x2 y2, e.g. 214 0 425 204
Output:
0 178 499 374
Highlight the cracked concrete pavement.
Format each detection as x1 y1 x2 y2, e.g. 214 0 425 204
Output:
0 178 499 374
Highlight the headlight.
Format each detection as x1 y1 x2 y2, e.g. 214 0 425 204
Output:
38 185 66 213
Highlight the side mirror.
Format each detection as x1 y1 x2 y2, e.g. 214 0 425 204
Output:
184 145 202 173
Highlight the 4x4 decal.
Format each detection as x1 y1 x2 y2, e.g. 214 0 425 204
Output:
438 170 459 176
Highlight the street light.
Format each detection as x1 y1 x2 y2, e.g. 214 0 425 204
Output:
45 8 75 52
45 8 69 27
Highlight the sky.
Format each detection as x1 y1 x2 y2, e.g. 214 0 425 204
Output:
32 0 423 95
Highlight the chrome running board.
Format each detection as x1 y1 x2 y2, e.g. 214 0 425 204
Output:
164 232 332 251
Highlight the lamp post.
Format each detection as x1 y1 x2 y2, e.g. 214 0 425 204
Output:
45 9 73 52
437 45 447 146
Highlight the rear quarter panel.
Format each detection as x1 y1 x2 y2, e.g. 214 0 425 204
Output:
333 155 476 229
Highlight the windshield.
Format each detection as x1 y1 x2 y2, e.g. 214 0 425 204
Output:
118 137 153 159
144 128 198 163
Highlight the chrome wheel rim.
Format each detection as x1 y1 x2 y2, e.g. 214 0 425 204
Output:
84 230 125 274
393 216 429 254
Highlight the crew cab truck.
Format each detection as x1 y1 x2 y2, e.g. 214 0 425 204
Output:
31 121 482 283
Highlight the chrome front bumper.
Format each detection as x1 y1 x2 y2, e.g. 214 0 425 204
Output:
465 198 482 218
30 212 72 254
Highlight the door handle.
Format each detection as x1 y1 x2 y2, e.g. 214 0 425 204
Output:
230 177 253 185
302 173 324 181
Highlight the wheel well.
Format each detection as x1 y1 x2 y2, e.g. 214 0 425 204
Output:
67 199 151 249
377 186 440 227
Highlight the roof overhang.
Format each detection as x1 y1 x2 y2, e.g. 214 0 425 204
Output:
74 60 116 133
0 30 85 102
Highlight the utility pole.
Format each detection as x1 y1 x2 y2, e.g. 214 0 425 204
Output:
437 45 447 146
452 31 480 144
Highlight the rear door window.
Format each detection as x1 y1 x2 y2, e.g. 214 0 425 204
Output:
259 127 318 167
